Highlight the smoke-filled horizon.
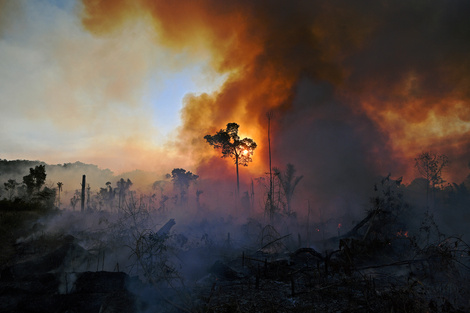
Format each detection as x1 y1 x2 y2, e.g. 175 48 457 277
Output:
2 0 470 214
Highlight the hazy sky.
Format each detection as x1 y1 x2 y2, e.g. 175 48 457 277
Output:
1 0 470 207
0 0 225 173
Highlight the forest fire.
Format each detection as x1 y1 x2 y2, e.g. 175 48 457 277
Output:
72 0 470 189
1 0 470 312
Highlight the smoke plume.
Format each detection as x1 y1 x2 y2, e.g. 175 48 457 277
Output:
1 1 469 216
78 0 470 214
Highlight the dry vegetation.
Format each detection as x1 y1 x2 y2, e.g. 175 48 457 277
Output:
1 162 470 312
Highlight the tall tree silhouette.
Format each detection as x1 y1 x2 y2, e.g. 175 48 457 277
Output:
266 112 274 220
116 178 133 209
169 168 198 205
99 181 114 210
57 182 63 208
23 165 46 196
204 123 257 196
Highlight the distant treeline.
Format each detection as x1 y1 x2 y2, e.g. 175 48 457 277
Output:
0 159 113 178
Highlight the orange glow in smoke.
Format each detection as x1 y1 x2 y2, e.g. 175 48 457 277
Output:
396 230 409 238
78 0 470 185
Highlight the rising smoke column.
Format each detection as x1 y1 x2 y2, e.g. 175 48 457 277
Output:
80 0 470 214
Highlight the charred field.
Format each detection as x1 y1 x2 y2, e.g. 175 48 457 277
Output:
1 171 470 313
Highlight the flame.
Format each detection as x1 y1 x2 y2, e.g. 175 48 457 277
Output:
396 230 409 238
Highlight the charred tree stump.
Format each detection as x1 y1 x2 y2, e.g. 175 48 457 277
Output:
81 175 86 212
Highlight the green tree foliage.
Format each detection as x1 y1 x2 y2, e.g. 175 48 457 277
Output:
204 122 257 196
169 168 198 205
22 165 46 196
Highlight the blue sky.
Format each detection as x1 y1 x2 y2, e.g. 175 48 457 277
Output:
145 63 226 139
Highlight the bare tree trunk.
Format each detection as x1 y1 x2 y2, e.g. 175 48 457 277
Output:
267 111 274 222
236 154 240 197
81 175 86 212
250 179 255 210
307 200 311 247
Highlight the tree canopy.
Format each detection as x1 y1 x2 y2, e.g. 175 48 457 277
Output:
23 165 46 195
204 123 257 196
170 168 198 205
204 123 257 166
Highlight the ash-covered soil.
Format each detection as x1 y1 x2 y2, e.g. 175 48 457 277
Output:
1 229 469 313
1 203 469 313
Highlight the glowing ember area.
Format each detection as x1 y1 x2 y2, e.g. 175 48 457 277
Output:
396 230 409 238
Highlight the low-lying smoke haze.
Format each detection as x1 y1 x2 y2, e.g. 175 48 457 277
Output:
1 0 470 216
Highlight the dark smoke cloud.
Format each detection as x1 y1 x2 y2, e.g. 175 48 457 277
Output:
80 0 470 215
274 78 396 215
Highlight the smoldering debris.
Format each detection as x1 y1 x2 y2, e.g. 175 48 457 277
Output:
192 223 470 313
1 205 470 312
0 173 469 312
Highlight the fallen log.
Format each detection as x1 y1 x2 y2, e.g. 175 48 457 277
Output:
156 219 176 237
